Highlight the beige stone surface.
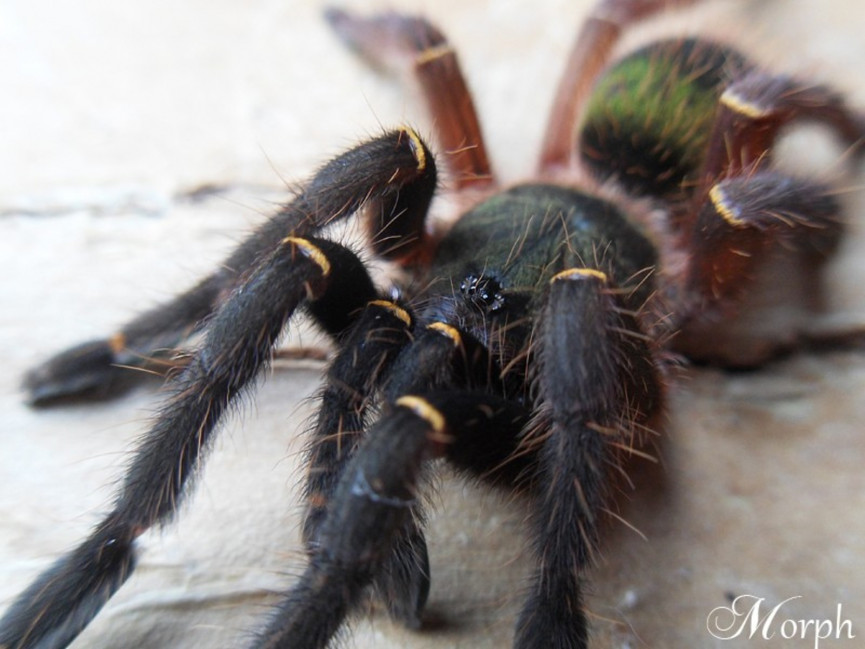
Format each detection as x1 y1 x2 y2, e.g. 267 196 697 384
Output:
2 1 865 648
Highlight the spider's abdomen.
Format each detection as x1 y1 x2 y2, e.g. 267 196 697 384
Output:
579 39 749 199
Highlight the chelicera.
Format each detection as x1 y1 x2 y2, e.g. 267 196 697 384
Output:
3 1 864 648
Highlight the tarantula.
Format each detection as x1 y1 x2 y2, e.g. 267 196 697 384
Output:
3 1 864 648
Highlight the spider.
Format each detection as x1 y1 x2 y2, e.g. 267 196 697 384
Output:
3 1 865 648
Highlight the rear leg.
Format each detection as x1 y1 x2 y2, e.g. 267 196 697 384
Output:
678 170 845 364
538 0 699 174
692 70 865 219
326 8 494 190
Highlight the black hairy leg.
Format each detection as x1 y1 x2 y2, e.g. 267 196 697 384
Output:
300 298 433 630
1 128 437 649
258 390 532 649
22 129 436 406
301 314 527 632
515 268 661 649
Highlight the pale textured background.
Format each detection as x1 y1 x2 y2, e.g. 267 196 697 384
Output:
2 1 865 648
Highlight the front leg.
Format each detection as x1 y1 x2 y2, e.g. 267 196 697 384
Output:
23 128 436 404
516 268 661 648
0 130 436 649
256 390 531 649
303 319 516 629
1 235 339 649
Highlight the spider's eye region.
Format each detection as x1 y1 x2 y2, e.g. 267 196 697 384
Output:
460 274 505 312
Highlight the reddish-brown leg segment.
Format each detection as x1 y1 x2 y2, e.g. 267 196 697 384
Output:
326 9 494 189
696 70 865 198
538 0 699 174
687 171 841 309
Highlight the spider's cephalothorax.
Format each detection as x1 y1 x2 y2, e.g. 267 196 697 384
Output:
3 1 863 648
